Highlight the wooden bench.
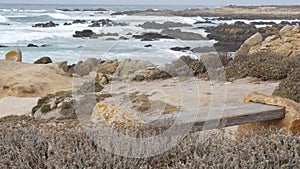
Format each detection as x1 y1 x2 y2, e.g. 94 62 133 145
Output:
145 102 285 132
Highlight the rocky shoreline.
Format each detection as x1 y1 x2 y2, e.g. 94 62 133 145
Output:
0 9 300 167
111 6 300 20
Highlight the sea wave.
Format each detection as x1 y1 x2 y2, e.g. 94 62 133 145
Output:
0 16 9 23
46 13 70 19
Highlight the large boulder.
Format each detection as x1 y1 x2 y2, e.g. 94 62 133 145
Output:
132 67 171 81
160 56 206 77
74 58 101 76
34 56 53 64
114 59 155 79
95 60 119 85
73 30 97 38
0 60 71 99
32 91 76 120
238 92 300 135
235 32 263 56
5 49 22 62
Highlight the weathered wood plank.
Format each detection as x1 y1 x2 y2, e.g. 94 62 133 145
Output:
145 103 285 132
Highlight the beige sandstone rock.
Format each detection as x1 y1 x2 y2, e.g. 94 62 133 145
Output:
0 60 71 98
235 32 263 56
279 25 294 37
91 102 145 125
95 60 119 84
5 49 22 62
238 92 300 136
243 25 300 57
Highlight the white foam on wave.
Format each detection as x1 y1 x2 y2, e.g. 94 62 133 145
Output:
46 13 70 19
0 16 9 23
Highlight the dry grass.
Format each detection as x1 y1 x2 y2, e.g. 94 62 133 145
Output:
0 116 299 169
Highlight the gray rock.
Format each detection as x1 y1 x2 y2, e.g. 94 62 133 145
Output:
138 21 191 29
114 59 155 79
74 58 101 76
161 29 206 40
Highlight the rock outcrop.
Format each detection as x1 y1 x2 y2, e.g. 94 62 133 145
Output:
73 29 96 38
32 91 76 120
235 32 263 56
161 29 205 40
95 60 119 85
91 102 144 125
34 57 53 64
245 25 300 57
5 49 22 62
27 43 39 47
160 56 206 77
132 67 171 81
0 60 71 98
138 21 191 29
206 21 280 52
133 32 174 41
32 21 59 28
74 58 101 76
238 92 300 135
114 59 155 79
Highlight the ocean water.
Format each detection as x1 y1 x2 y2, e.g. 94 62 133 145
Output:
0 4 296 65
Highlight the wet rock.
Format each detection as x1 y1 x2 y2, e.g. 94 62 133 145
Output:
32 21 59 28
138 21 191 29
5 49 22 62
191 46 216 53
63 22 72 26
32 91 76 120
0 45 8 48
194 20 213 24
250 21 276 25
73 29 96 38
89 19 128 27
205 21 280 52
170 46 191 51
133 32 174 41
144 44 152 48
119 36 129 40
74 58 101 76
72 19 86 24
27 43 39 47
34 57 53 64
105 38 116 41
114 59 155 79
98 32 119 37
161 29 205 40
238 92 300 135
